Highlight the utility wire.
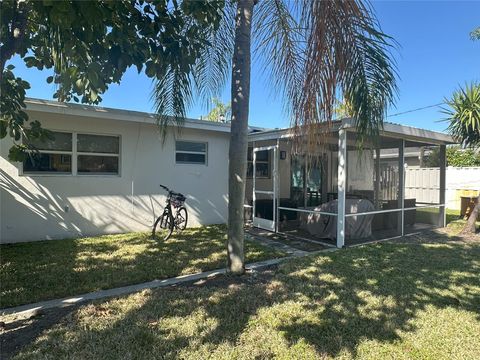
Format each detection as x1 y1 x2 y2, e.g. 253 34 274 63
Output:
387 102 444 118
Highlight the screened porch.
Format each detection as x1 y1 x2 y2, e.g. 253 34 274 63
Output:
245 119 454 248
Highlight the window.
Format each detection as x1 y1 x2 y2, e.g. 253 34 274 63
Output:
23 131 73 174
247 147 270 178
175 141 207 165
23 131 120 175
77 134 120 174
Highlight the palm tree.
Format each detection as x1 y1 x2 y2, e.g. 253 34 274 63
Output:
152 0 397 274
444 82 480 234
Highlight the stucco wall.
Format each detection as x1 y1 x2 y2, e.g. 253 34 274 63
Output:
0 110 229 243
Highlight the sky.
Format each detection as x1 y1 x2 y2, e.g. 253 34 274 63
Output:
8 0 480 134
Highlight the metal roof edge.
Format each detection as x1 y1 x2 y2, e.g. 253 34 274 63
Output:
341 119 454 144
24 98 231 133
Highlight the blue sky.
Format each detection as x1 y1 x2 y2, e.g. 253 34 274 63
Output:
8 0 480 133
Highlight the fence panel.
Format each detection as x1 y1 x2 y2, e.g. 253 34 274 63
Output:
405 167 480 210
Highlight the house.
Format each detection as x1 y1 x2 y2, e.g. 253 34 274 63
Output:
0 98 230 243
1 98 456 246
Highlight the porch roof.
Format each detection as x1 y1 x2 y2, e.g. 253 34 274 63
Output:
247 118 456 145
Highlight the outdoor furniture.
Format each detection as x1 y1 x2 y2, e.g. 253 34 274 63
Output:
299 198 375 240
252 198 298 221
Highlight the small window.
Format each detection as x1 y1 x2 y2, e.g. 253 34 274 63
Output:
77 134 120 175
247 148 270 178
176 141 207 165
23 131 73 174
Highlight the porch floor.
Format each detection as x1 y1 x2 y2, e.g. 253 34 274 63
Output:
250 222 439 248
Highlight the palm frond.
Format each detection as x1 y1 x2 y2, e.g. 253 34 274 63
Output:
151 64 193 142
443 82 480 147
292 0 398 150
193 1 235 110
254 0 305 119
151 2 235 140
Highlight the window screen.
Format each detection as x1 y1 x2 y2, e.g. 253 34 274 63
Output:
77 134 120 175
175 141 207 164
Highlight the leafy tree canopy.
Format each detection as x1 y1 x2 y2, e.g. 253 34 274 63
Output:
424 146 480 167
205 98 231 122
1 0 225 161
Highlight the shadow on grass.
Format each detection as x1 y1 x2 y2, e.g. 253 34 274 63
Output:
0 225 282 308
12 231 480 359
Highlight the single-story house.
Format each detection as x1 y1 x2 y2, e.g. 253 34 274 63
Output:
0 98 455 246
1 98 230 243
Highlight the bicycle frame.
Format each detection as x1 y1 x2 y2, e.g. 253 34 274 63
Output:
152 185 188 240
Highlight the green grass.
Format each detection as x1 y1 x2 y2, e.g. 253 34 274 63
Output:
415 208 480 235
12 234 480 359
0 225 285 308
415 207 461 225
442 208 480 234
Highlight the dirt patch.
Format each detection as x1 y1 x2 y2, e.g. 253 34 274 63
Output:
0 305 80 359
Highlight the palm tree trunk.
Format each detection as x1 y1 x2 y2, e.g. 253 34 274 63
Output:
462 194 480 234
227 0 254 274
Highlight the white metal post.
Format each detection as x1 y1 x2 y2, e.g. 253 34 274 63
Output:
439 145 447 227
336 129 347 248
252 148 256 223
273 146 277 230
374 147 381 209
275 139 280 233
398 139 405 236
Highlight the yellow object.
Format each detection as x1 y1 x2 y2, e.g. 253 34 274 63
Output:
459 189 480 197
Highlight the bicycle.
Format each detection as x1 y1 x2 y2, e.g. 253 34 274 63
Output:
152 184 188 240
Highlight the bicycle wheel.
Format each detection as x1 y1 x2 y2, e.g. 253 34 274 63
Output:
152 211 174 241
174 207 188 231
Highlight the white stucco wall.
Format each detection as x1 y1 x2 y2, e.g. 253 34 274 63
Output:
0 109 230 243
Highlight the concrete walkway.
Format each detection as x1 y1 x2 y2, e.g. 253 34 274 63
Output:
245 231 309 257
0 257 287 318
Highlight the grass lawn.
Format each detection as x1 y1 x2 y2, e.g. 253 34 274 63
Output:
12 233 480 359
415 208 480 234
0 225 285 308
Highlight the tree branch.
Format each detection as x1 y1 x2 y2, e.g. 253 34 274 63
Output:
0 0 29 75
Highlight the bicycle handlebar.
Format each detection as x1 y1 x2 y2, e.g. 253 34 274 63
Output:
160 184 184 197
159 184 169 192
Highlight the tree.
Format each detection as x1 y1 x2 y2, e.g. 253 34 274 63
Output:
1 0 225 160
334 98 355 119
205 98 231 122
422 146 480 167
471 27 480 40
153 0 397 274
444 82 480 233
446 146 480 167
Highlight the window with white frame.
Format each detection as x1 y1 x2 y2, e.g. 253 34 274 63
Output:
77 134 120 174
175 141 207 165
23 131 120 175
23 131 73 174
247 147 270 178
